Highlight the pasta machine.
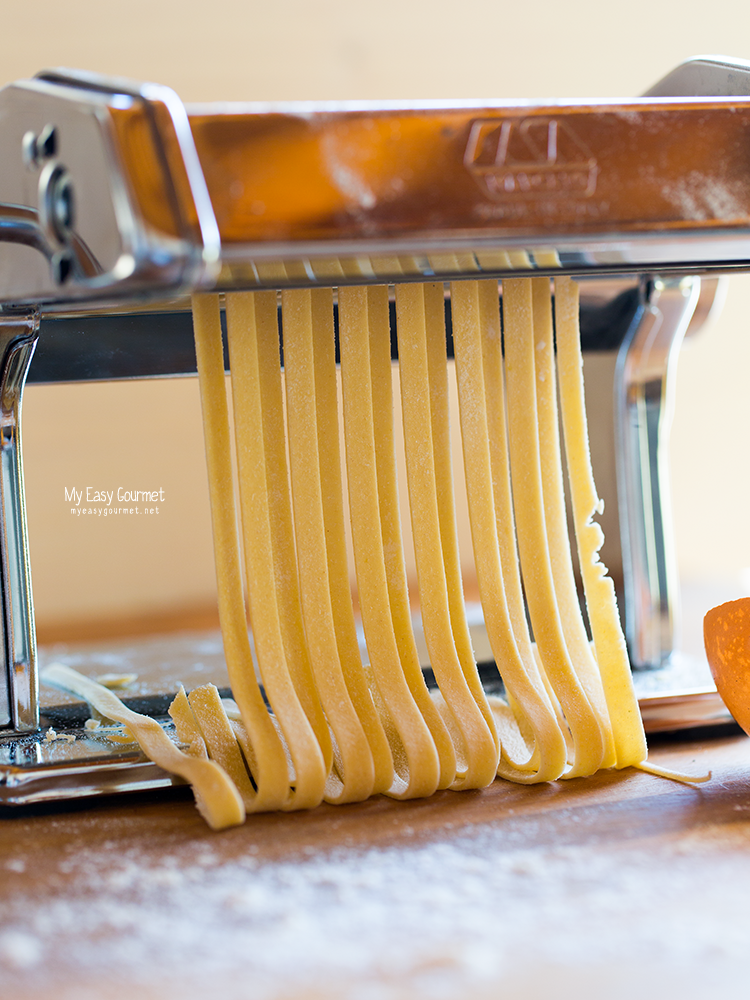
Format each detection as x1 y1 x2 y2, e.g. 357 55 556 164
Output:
0 56 747 805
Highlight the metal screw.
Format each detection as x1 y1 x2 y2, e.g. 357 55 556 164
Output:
21 132 37 169
37 124 57 160
22 124 58 169
51 171 74 236
39 163 75 244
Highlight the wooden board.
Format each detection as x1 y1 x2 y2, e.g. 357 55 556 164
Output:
1 731 750 999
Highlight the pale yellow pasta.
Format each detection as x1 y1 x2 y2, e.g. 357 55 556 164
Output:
43 664 244 831
176 276 653 826
187 684 258 804
475 280 565 759
503 278 607 777
364 286 457 790
395 281 498 789
530 276 616 771
169 685 208 760
192 295 293 813
337 285 448 798
282 287 378 803
475 250 513 271
225 292 328 810
554 277 647 768
306 290 394 794
423 286 493 732
240 293 332 767
450 280 568 782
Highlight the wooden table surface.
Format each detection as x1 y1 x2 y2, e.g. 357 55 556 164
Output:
1 729 750 1000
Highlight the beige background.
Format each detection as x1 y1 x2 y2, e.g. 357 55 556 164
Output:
2 0 750 637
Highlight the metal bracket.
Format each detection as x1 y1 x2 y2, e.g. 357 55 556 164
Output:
0 311 39 730
0 71 219 310
644 55 750 97
615 277 700 668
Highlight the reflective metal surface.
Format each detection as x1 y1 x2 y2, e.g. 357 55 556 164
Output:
0 724 177 805
0 59 746 804
0 70 219 309
645 54 750 98
3 71 750 306
0 312 39 731
616 278 700 669
187 99 750 284
24 277 643 383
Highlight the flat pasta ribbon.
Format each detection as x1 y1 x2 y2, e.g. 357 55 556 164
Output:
171 278 659 826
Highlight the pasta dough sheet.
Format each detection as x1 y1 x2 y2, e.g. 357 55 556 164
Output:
132 277 652 825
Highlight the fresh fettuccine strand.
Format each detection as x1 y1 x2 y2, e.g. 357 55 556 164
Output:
308 290 394 794
169 686 208 760
503 278 607 777
282 287 377 803
530 277 616 770
451 279 568 783
423 284 499 748
186 684 259 803
395 281 498 789
192 294 292 812
338 285 444 799
225 291 327 810
247 293 333 770
366 286 457 790
474 279 564 763
554 276 647 768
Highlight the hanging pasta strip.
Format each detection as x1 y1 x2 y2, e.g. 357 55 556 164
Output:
253 294 332 770
395 281 498 789
307 289 395 795
366 285 457 790
530 277 616 769
422 284 498 746
225 292 327 810
503 278 606 777
450 280 568 783
191 294 290 812
282 287 377 804
554 276 648 768
473 279 566 761
337 285 443 799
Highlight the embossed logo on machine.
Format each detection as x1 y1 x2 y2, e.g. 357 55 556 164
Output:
464 118 598 200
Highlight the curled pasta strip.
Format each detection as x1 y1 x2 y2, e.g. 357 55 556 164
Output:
43 664 244 831
282 287 382 803
181 277 652 825
365 286 457 789
451 280 568 782
473 280 566 766
338 285 453 798
395 281 498 789
304 290 394 794
192 295 292 812
503 278 607 777
225 291 328 811
366 284 456 788
530 277 616 771
554 277 647 768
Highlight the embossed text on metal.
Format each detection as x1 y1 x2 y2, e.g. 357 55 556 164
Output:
464 117 598 201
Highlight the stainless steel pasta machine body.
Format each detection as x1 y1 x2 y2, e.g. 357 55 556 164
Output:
0 57 747 802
